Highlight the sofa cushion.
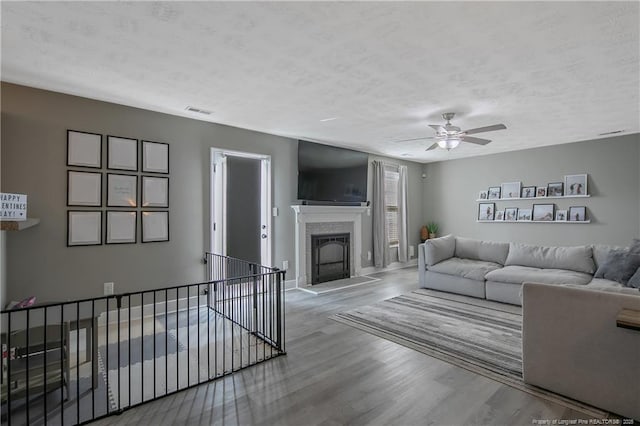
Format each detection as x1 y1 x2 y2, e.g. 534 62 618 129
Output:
592 245 626 270
594 250 640 285
627 268 640 289
505 243 595 274
485 265 593 285
428 258 502 282
454 237 510 265
424 234 455 266
586 278 640 295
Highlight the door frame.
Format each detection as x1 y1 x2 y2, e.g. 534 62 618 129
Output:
210 148 272 267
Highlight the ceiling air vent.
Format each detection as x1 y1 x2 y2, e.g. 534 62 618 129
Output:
598 130 625 136
185 106 212 115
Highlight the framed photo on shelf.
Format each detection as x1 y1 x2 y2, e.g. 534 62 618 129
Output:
555 210 568 222
68 211 102 246
107 173 137 207
533 204 555 221
547 182 564 197
501 182 521 199
517 208 532 221
488 187 501 199
478 202 495 221
107 135 138 171
67 130 102 168
536 187 547 197
142 176 169 208
106 211 137 244
564 174 587 196
504 207 518 221
67 170 102 206
495 210 505 221
568 206 587 222
142 211 169 242
479 190 488 200
521 186 536 198
142 141 169 174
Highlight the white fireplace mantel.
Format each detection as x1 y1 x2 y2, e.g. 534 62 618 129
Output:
291 205 369 287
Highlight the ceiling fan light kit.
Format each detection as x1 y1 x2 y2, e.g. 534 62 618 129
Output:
396 112 507 152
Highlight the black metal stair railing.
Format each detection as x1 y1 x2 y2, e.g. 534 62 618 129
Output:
1 253 285 425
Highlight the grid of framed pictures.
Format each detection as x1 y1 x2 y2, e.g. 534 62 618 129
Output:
66 130 170 245
476 174 591 224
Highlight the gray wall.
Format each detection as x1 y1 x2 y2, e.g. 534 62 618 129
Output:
423 133 640 246
1 83 424 303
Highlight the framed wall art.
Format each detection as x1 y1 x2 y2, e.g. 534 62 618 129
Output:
68 170 102 206
536 187 547 197
106 211 137 244
478 202 495 221
555 210 568 222
521 186 536 198
564 174 587 196
142 141 169 174
488 187 501 199
142 211 169 242
504 207 518 221
533 204 555 221
68 211 102 246
501 182 521 199
107 135 138 171
569 206 587 222
547 182 564 197
67 130 102 168
142 176 169 208
107 173 137 207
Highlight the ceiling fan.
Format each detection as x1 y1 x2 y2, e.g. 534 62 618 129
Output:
395 112 507 151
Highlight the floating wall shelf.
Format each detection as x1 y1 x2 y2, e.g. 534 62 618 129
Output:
475 195 591 202
477 220 591 224
0 218 40 231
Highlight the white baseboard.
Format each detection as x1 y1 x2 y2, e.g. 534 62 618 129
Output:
360 259 417 276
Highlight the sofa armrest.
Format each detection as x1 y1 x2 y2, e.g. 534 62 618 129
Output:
423 234 455 267
522 282 640 420
418 243 427 287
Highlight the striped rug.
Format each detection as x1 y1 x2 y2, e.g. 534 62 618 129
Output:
331 289 608 418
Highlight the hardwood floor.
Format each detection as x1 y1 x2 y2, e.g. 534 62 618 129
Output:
93 267 590 426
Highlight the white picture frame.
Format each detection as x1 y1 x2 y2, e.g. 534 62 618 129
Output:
68 211 102 246
68 171 102 206
495 210 505 221
501 182 521 199
533 204 555 221
569 206 587 222
142 176 169 208
142 211 169 242
478 190 488 200
517 208 532 221
107 173 137 207
107 136 138 171
106 211 137 244
555 210 568 222
564 174 588 196
67 130 102 168
142 141 169 174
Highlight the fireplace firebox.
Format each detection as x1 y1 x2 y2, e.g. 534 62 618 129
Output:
311 233 350 284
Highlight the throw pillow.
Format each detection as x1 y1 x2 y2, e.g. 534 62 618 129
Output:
626 267 640 289
630 239 640 255
594 250 640 285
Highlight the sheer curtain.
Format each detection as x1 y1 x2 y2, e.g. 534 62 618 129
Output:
397 165 409 262
372 160 389 268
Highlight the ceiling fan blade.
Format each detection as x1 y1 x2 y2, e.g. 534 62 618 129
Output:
428 124 445 132
463 124 506 135
462 136 492 145
392 136 436 143
425 142 439 151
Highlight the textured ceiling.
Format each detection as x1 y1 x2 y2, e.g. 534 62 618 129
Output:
2 2 639 163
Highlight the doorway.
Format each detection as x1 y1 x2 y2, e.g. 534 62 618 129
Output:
210 148 272 268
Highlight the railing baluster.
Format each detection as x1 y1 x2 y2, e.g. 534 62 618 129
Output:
153 291 156 398
165 289 168 395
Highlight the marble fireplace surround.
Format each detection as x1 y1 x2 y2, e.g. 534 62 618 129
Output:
291 205 368 287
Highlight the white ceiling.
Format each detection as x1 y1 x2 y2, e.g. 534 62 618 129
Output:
2 2 639 163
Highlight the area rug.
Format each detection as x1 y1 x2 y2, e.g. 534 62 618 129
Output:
331 289 608 418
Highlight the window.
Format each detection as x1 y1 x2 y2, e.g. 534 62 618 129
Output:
384 168 400 247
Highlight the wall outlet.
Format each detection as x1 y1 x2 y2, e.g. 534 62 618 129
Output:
367 251 372 261
409 245 415 258
282 260 289 270
104 282 114 295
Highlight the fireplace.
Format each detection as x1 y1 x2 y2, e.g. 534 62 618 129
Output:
311 233 350 284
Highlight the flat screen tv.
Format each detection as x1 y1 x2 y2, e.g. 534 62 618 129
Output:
297 140 368 203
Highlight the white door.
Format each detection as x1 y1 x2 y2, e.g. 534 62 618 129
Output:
210 149 272 267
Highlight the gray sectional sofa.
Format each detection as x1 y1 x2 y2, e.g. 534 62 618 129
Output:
418 235 640 420
418 235 639 305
